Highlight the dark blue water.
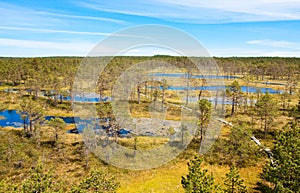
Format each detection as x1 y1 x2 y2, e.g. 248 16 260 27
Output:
153 85 283 94
2 90 110 103
0 110 24 127
0 110 103 128
150 73 239 79
47 95 110 103
58 96 110 102
239 86 283 94
0 110 130 135
0 110 78 128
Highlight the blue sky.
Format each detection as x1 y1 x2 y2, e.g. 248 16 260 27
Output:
0 0 300 57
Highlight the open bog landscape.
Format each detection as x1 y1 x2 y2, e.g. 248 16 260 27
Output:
0 56 299 192
1 0 300 192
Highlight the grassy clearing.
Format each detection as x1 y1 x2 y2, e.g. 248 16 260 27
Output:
117 161 188 193
117 136 169 150
116 159 264 193
0 77 298 192
0 121 280 193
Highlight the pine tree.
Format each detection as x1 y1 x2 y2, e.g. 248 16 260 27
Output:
18 97 44 135
46 117 66 144
181 154 219 193
205 125 261 167
198 99 212 141
223 165 247 193
71 169 120 193
226 80 242 116
289 99 300 121
255 92 278 138
20 159 56 193
261 123 300 192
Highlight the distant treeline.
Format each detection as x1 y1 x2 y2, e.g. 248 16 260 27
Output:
0 56 299 100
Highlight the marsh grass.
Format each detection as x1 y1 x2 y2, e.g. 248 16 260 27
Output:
117 136 169 150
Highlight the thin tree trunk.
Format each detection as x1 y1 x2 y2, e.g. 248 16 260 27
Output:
264 115 267 138
144 82 147 98
54 94 58 106
137 85 141 104
231 96 235 116
198 90 202 101
34 90 39 99
186 77 189 106
162 89 165 111
55 128 58 142
29 120 33 132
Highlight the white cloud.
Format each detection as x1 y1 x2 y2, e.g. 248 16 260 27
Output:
36 11 127 25
1 38 299 57
0 2 127 28
80 0 300 23
0 38 95 56
0 26 112 36
260 51 300 57
156 0 300 21
157 0 299 16
211 48 265 57
0 2 62 27
210 47 300 57
246 39 300 50
120 46 181 56
0 26 141 38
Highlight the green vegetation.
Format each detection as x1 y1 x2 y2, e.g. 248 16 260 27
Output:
205 125 262 167
71 169 120 193
255 92 279 138
181 155 219 193
117 136 169 150
197 99 212 141
46 117 66 148
261 123 300 192
227 80 242 116
181 156 248 193
0 56 299 192
19 159 58 193
223 165 247 193
19 96 44 135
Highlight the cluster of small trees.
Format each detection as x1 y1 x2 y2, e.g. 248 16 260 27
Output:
185 106 300 192
261 123 300 192
0 56 299 192
19 97 44 135
0 57 79 106
205 125 262 167
0 159 120 193
226 80 281 138
217 57 299 83
0 57 298 106
183 122 300 193
196 72 300 192
16 96 67 147
182 155 247 193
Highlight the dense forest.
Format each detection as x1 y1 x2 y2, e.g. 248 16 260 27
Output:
0 56 299 192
